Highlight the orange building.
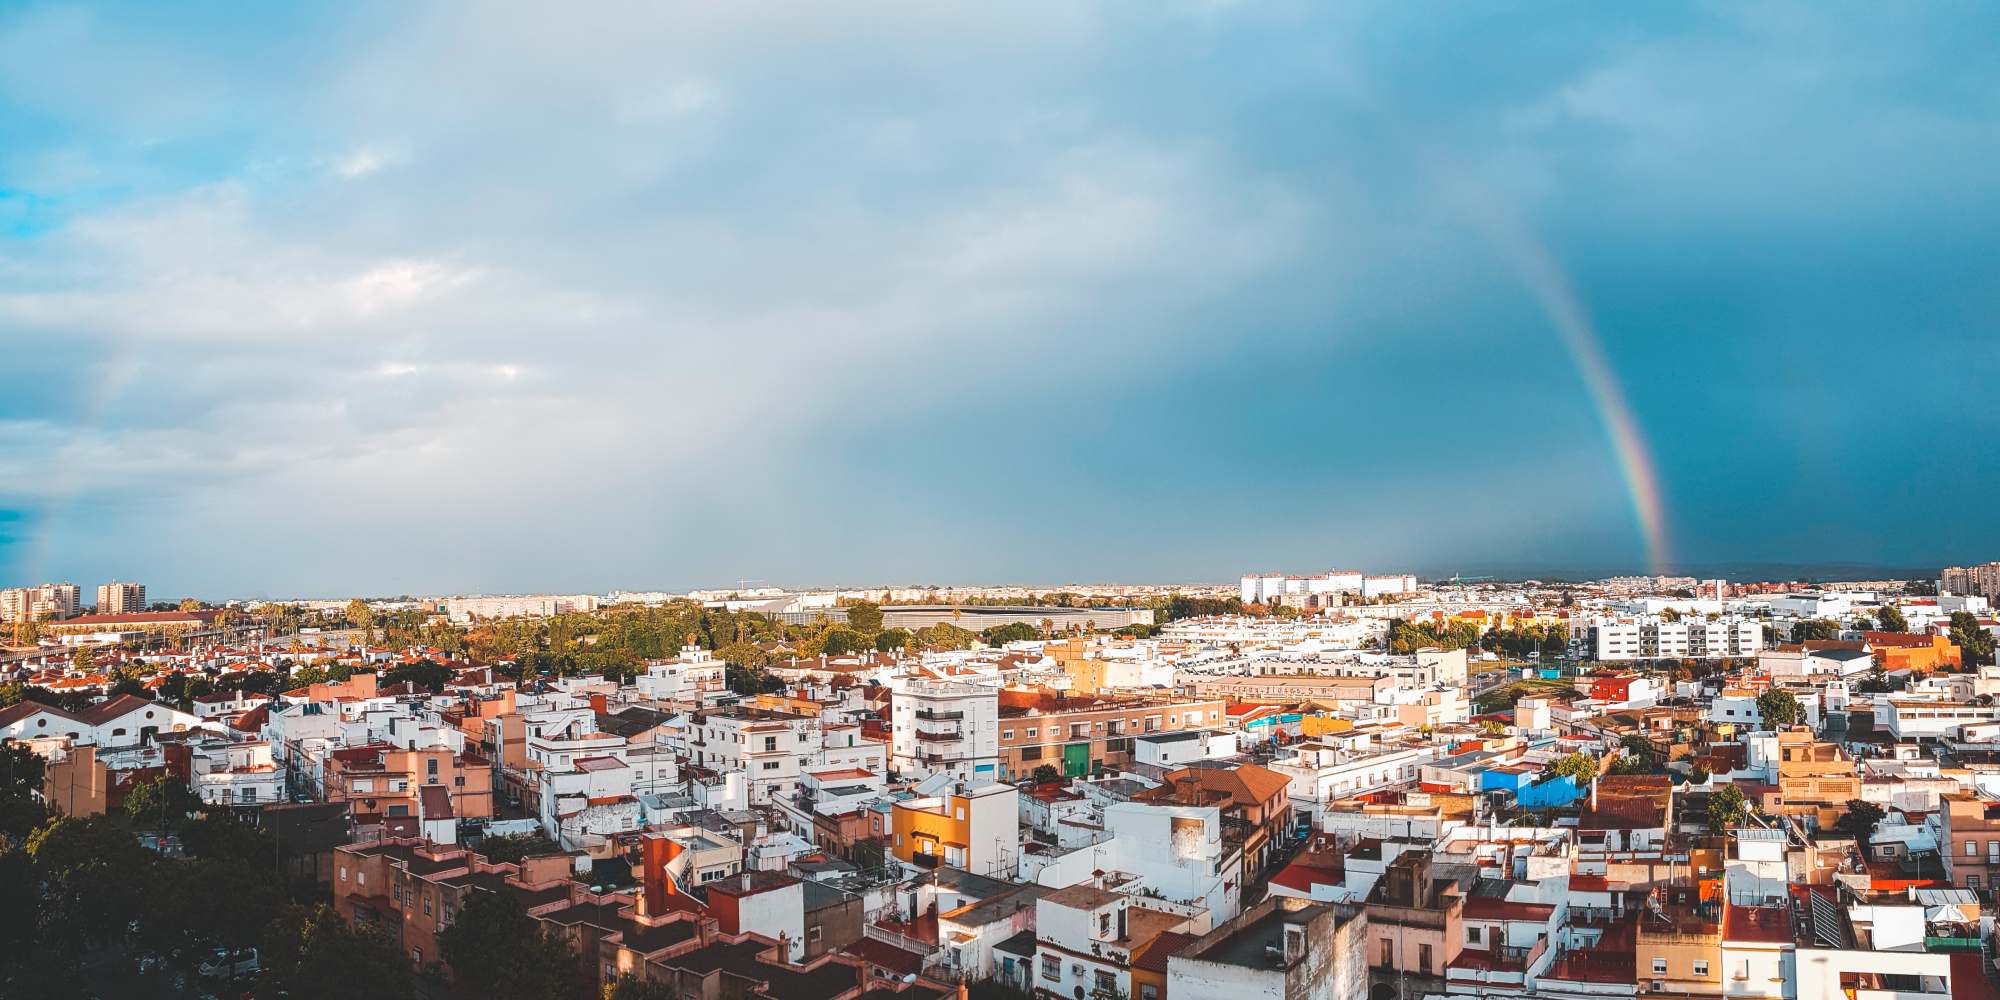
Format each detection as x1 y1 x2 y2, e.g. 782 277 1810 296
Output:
324 743 494 834
1864 632 1960 674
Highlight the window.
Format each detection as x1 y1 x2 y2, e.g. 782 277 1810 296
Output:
240 787 257 802
1380 939 1394 965
1970 876 1983 889
340 866 349 882
1418 944 1432 971
808 925 822 942
1041 955 1060 981
1693 961 1710 977
1003 730 1014 740
1466 926 1482 945
1094 972 1117 996
1027 728 1038 738
763 761 781 771
1022 746 1043 761
412 948 422 965
765 736 778 753
1100 913 1111 936
1141 987 1158 1000
427 758 439 776
1970 841 1979 857
1652 958 1667 976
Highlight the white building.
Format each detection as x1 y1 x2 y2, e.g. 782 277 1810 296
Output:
890 681 1000 781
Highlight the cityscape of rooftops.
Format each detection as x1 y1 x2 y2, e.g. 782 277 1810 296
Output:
4 4 2000 1000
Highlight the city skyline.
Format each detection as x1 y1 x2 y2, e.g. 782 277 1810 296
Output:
4 4 1999 596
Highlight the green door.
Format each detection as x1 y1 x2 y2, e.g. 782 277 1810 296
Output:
1063 743 1090 777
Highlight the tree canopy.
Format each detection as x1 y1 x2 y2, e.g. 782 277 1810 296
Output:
1756 688 1804 729
1707 784 1749 830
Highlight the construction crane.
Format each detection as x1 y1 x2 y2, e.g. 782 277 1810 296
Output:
1446 573 1495 602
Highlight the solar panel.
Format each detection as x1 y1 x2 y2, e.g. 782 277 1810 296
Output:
1808 890 1844 947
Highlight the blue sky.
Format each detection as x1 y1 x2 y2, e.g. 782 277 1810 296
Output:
2 2 1997 598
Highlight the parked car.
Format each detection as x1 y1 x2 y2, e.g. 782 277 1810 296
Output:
197 947 259 979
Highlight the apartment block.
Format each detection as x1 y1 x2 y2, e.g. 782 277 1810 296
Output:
995 690 1226 781
890 681 999 781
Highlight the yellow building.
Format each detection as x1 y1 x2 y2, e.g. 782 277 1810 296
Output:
889 780 1019 875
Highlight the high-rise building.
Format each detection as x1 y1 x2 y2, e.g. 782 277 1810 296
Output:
1942 563 2000 603
0 588 27 624
96 581 147 614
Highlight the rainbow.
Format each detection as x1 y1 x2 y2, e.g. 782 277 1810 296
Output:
1486 216 1672 575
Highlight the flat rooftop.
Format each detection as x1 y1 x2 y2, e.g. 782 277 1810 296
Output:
1201 903 1335 970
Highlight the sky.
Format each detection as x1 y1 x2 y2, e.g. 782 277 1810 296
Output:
2 2 1997 599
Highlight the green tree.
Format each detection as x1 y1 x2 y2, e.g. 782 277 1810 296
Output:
818 628 871 656
382 659 453 693
874 628 912 652
843 601 884 634
122 775 198 835
1836 798 1886 847
69 645 95 673
716 641 774 670
981 622 1041 646
1793 618 1839 642
10 617 38 646
478 832 562 864
440 890 590 1000
605 977 679 1000
26 813 152 949
1707 784 1749 830
1950 612 1997 667
915 623 978 651
262 903 414 1000
346 598 376 635
1756 688 1804 729
1875 605 1907 633
1031 764 1062 785
1545 752 1598 785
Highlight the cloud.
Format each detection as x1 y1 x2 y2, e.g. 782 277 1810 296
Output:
2 3 1998 594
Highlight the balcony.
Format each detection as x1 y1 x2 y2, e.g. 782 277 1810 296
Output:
916 709 964 722
914 730 963 743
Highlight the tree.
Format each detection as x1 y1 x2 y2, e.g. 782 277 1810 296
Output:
1707 784 1748 830
1836 799 1886 847
27 813 152 949
1794 618 1839 642
605 977 679 1000
1950 612 1997 667
915 623 978 651
981 622 1040 646
1876 605 1907 633
440 890 589 1000
478 832 562 864
1756 689 1803 729
1031 764 1063 785
843 601 884 635
716 641 774 670
346 598 376 634
262 903 414 1000
818 628 870 656
1545 752 1598 785
1687 764 1712 785
874 629 912 653
122 775 198 835
1615 735 1657 774
382 659 453 693
179 597 207 612
10 617 37 646
69 645 95 673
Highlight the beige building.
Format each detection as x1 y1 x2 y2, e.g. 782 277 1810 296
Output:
96 581 147 614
